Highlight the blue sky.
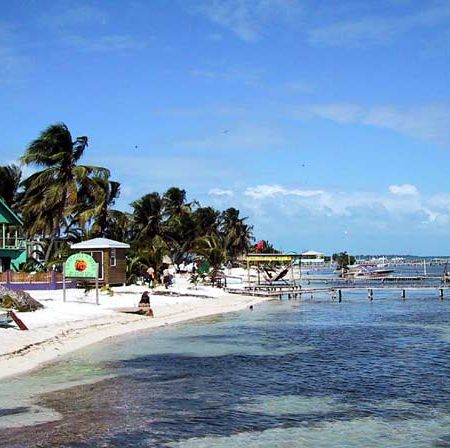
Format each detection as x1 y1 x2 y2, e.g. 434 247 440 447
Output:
1 0 450 255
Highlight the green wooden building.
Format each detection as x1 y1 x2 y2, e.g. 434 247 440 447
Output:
0 197 27 272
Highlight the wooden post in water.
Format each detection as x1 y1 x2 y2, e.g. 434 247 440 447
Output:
440 288 444 300
338 289 342 302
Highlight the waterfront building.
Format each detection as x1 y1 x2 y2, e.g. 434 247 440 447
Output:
0 197 27 272
70 238 130 285
301 250 325 265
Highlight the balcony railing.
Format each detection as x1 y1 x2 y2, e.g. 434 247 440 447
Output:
0 238 27 250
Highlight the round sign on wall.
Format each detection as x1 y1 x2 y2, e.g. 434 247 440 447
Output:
65 253 98 278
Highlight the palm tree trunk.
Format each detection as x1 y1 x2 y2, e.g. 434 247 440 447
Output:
44 228 58 264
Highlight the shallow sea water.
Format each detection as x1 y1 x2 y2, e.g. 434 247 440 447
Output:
1 291 450 447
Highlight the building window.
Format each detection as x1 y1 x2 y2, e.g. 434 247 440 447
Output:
110 248 117 267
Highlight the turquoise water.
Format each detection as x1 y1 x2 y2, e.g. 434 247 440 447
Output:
1 291 450 447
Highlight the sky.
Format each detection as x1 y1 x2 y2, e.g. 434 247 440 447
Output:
1 0 450 255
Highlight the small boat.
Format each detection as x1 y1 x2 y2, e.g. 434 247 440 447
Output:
345 264 394 278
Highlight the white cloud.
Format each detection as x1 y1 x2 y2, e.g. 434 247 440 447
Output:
192 0 301 42
304 103 450 146
307 104 364 123
237 183 450 227
308 3 450 47
389 184 418 196
244 184 324 199
364 105 450 145
209 188 234 196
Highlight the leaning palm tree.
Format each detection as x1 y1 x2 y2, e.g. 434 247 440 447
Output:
76 175 121 237
21 123 109 263
104 210 133 242
0 164 22 209
131 192 164 245
220 207 254 259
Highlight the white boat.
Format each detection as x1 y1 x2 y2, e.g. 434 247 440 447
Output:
345 264 394 278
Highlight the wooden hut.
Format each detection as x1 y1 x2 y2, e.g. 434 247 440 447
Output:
70 238 130 286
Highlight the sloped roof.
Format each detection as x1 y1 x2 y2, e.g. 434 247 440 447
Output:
71 238 130 249
302 250 324 256
0 197 23 226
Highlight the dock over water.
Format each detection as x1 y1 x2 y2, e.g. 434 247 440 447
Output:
226 279 450 300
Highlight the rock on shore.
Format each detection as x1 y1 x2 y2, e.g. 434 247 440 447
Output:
0 286 44 312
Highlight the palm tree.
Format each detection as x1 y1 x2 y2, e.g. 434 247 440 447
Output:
192 233 227 278
162 187 191 218
0 164 22 209
162 212 197 265
192 206 220 238
161 187 200 264
103 210 133 242
220 208 254 258
21 123 109 263
130 192 164 245
126 236 169 284
77 175 121 237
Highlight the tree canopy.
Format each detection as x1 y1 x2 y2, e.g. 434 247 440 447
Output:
2 123 257 273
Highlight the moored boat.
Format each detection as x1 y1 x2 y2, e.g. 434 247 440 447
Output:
345 264 394 278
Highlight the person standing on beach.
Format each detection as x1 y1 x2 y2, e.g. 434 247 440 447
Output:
146 267 155 287
162 267 172 288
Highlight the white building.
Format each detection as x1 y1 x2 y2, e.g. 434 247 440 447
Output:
301 250 325 265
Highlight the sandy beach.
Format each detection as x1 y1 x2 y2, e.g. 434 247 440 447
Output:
0 276 269 381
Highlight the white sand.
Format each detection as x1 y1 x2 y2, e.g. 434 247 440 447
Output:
0 276 269 380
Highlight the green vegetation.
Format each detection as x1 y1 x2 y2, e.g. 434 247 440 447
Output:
0 123 256 278
332 252 356 269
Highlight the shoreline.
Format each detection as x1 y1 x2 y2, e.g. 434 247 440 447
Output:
0 284 271 381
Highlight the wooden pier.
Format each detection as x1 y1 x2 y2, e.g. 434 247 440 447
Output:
226 283 450 301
